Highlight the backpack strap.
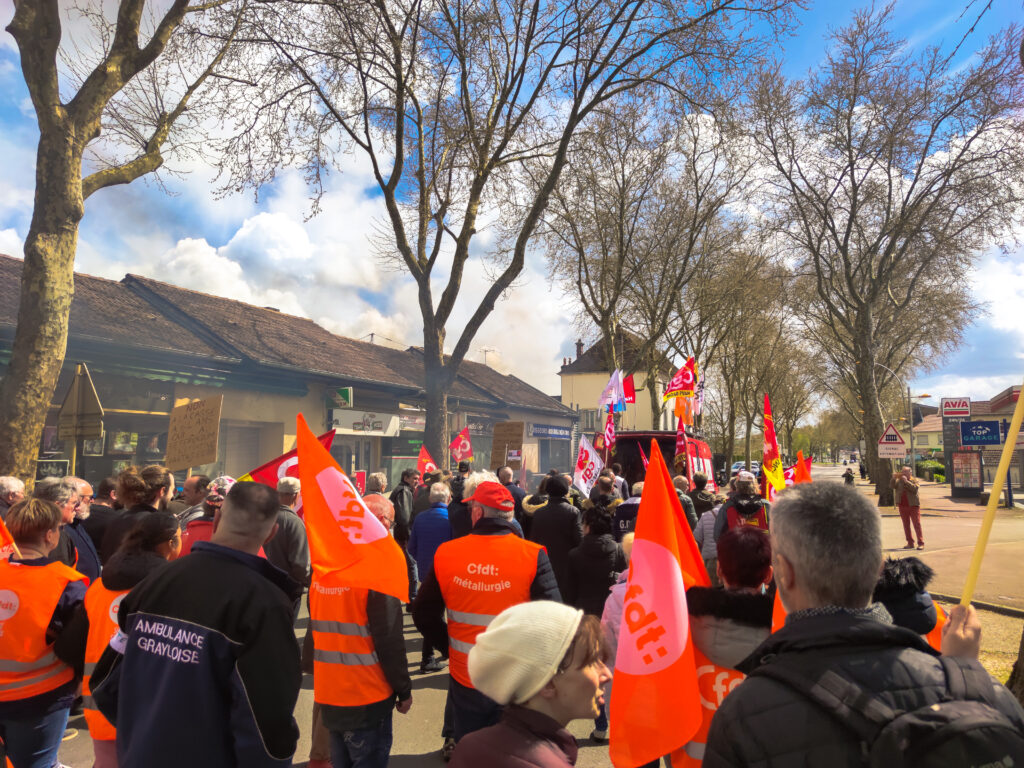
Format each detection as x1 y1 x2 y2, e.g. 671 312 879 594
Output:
939 656 999 705
751 658 897 743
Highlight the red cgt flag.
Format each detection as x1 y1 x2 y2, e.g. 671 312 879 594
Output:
296 414 407 599
241 429 335 486
448 428 473 463
610 440 707 767
417 445 439 475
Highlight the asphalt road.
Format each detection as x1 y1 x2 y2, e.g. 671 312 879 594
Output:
55 465 1024 766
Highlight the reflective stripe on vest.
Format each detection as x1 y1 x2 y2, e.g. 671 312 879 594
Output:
310 619 371 637
432 533 542 688
83 578 127 741
309 581 393 707
0 651 60 672
313 648 380 666
0 559 86 702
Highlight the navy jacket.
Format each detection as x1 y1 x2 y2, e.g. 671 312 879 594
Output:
408 502 452 578
65 518 101 583
94 541 302 768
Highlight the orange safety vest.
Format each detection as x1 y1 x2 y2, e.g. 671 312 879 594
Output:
671 647 746 767
0 559 86 702
309 579 393 707
433 533 541 688
82 578 129 741
924 602 948 652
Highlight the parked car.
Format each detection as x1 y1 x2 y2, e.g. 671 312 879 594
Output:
730 460 760 476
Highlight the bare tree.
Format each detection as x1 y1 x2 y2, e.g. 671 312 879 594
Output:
748 6 1024 503
0 0 249 482
220 0 800 465
545 101 752 429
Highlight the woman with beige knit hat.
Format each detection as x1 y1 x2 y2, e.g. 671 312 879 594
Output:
449 601 612 767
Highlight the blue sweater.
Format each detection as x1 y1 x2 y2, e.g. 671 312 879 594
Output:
408 503 452 578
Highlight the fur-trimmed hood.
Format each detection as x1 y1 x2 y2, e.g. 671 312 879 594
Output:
874 556 934 595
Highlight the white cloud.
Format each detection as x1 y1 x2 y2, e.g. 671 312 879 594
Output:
0 227 21 257
972 253 1024 340
913 373 1021 404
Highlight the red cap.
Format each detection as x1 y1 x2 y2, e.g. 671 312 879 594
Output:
465 480 515 511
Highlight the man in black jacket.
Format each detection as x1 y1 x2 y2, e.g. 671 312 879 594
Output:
389 468 420 603
704 482 1024 767
94 481 303 768
528 474 582 598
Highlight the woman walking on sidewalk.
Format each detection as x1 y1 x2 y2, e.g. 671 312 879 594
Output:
891 467 924 550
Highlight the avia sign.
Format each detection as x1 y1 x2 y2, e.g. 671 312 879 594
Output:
941 398 971 418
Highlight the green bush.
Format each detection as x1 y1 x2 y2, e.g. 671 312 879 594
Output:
933 474 945 483
916 459 944 473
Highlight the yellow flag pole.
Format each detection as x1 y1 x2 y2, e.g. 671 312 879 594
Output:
961 378 1024 606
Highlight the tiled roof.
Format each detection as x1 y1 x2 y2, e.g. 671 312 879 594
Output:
912 414 943 433
451 357 573 415
560 332 672 377
0 254 567 414
124 275 420 389
0 255 229 360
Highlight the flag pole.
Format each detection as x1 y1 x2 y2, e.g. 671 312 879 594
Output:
961 378 1024 606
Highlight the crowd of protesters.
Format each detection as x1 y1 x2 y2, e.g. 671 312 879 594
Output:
1 453 1022 768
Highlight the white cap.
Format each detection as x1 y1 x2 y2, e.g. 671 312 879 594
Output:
468 601 583 705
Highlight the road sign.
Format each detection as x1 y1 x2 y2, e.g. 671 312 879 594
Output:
57 363 104 441
960 420 1001 446
941 398 971 418
877 422 907 458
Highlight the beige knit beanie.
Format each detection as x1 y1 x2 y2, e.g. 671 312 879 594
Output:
468 601 583 706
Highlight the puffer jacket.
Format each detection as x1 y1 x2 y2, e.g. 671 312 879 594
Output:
565 534 627 616
872 556 937 635
703 610 1024 767
686 584 774 669
450 705 577 767
693 507 719 560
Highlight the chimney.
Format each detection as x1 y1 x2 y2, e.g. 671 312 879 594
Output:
575 338 584 357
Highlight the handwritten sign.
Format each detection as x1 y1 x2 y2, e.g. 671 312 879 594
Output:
491 421 525 470
164 395 223 471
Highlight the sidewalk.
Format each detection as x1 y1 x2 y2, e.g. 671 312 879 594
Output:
854 478 1024 519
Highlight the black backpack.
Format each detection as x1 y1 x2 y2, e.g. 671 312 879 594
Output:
751 655 1024 767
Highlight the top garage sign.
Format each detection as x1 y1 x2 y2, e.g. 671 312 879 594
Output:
941 398 971 418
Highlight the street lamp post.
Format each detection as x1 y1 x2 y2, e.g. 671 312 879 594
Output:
874 363 931 474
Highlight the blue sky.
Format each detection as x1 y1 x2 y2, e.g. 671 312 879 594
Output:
0 0 1020 405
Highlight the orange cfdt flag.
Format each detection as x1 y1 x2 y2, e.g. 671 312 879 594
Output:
792 450 812 484
609 440 706 768
296 414 407 601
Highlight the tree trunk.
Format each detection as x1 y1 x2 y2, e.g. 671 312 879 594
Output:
744 418 753 470
1007 626 1024 707
853 312 894 506
422 328 450 471
0 130 84 484
646 363 661 431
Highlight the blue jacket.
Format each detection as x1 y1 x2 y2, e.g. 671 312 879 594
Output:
65 518 101 582
93 541 302 768
408 502 452 578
